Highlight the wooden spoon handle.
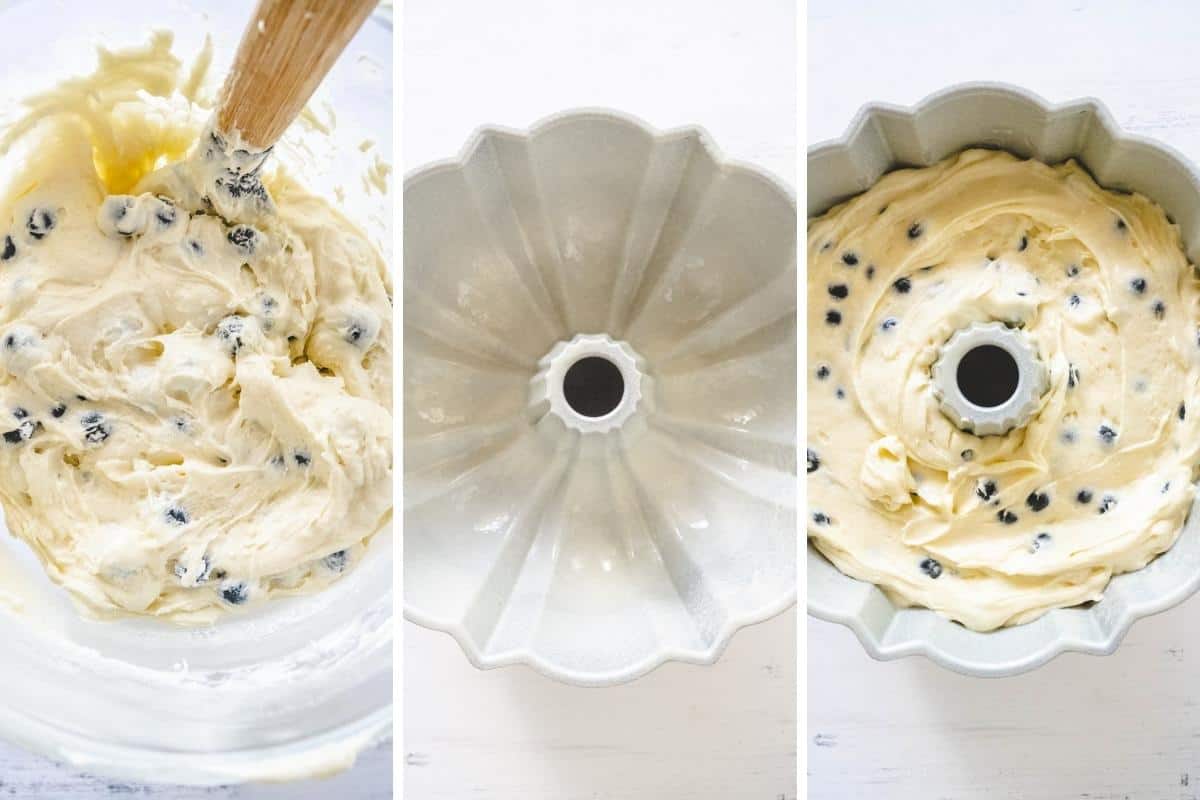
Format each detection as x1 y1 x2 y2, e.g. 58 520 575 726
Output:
216 0 377 151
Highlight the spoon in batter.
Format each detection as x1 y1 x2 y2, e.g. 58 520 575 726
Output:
141 0 377 222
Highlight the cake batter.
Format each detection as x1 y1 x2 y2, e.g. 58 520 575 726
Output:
808 148 1200 630
0 33 392 622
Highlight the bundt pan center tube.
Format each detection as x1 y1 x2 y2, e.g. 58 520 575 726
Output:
933 321 1048 437
405 109 797 686
807 82 1200 677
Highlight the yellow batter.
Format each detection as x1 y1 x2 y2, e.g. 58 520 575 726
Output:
0 34 391 622
807 148 1200 631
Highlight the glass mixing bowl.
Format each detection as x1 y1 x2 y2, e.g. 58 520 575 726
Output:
0 0 392 784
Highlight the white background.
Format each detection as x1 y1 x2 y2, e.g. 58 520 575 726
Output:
404 1 797 798
809 2 1200 798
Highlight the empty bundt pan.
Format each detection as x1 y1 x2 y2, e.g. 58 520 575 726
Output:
405 110 797 685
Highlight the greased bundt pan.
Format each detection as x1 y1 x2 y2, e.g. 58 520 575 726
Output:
808 83 1200 677
404 110 796 686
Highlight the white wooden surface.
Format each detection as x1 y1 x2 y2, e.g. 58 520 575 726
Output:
0 739 392 798
808 2 1200 798
403 1 796 798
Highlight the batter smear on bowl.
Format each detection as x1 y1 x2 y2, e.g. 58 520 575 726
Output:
807 148 1200 631
0 33 391 622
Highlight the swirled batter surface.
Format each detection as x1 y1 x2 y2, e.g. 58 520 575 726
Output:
0 34 392 622
807 149 1200 630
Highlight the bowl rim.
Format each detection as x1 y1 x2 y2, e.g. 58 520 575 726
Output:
806 80 1200 677
0 534 396 783
404 107 797 686
0 701 392 785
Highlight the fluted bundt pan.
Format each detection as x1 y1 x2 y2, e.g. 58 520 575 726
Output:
808 83 1200 676
405 110 796 685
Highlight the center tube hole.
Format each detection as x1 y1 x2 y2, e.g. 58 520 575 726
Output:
563 356 625 418
956 345 1019 408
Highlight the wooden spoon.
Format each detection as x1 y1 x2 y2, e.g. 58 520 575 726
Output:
216 0 377 153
